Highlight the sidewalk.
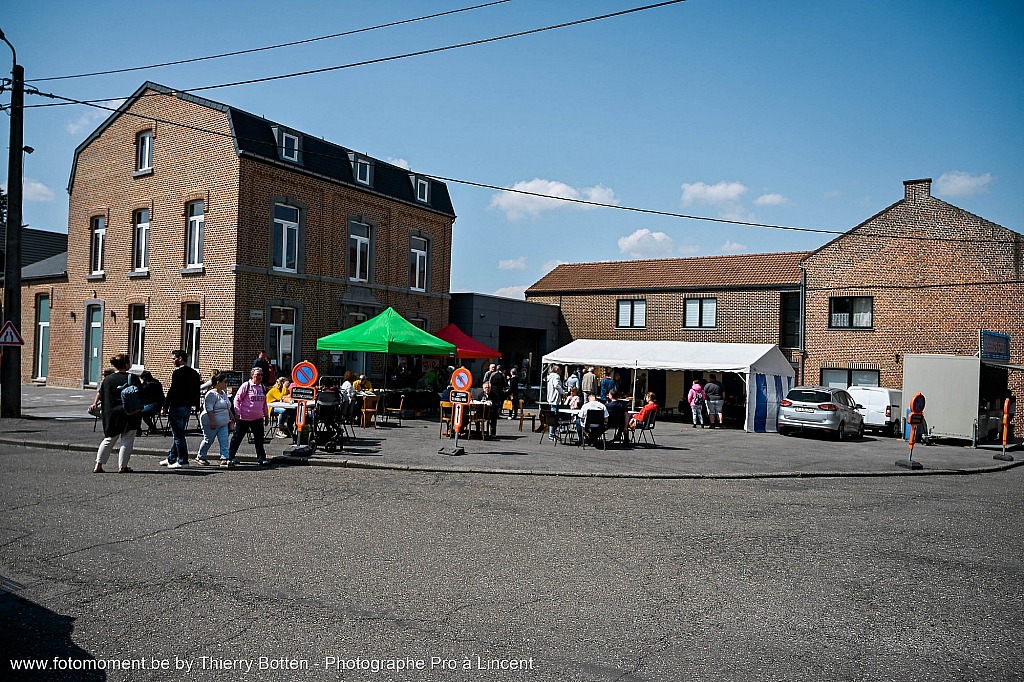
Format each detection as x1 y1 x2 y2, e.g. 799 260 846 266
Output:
4 384 1021 479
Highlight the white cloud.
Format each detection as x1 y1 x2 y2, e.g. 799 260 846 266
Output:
617 228 675 258
493 285 528 299
677 243 701 256
935 171 992 198
489 178 619 220
754 192 789 206
680 181 748 207
66 98 125 135
23 179 56 202
719 240 748 254
542 259 568 273
387 157 411 170
498 256 527 271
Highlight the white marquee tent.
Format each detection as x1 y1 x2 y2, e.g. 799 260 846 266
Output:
542 340 795 432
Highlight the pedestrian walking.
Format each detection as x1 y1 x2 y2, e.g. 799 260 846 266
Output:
705 374 725 428
228 366 270 466
546 364 565 440
196 372 234 465
688 379 707 428
93 354 142 474
161 349 201 469
581 366 598 399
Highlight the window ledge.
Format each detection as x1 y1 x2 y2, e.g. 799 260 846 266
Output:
85 273 105 282
828 327 875 331
132 168 153 178
180 265 205 275
128 270 150 279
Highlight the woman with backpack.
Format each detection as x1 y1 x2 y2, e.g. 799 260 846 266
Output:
688 379 707 428
93 354 142 473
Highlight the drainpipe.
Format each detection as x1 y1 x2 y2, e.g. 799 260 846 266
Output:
799 264 807 386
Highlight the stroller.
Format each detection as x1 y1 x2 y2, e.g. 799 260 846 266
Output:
308 389 346 453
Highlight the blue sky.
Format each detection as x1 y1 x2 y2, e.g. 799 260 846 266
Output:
3 0 1022 298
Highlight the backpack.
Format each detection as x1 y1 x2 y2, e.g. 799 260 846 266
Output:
121 377 144 416
692 390 705 406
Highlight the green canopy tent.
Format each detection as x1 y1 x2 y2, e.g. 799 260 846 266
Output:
316 307 456 356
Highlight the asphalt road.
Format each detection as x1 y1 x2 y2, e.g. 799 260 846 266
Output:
1 445 1022 681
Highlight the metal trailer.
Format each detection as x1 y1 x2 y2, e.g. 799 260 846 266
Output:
901 353 1008 445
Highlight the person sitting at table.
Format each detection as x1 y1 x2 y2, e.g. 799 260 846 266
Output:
605 390 628 442
577 393 609 447
265 377 294 438
564 385 582 410
353 374 373 393
629 392 658 431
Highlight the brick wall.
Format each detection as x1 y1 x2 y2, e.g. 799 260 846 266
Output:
803 178 1024 431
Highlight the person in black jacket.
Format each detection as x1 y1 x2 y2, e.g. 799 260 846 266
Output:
94 354 142 473
161 349 201 468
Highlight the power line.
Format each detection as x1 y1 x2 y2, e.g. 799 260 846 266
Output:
25 85 1024 248
26 0 513 83
19 0 689 109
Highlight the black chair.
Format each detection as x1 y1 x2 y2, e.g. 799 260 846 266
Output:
308 391 345 452
580 409 608 450
635 410 658 446
538 406 560 444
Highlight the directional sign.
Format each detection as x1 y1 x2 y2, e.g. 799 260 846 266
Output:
292 361 318 388
0 321 25 346
451 367 473 391
450 390 469 404
290 386 316 402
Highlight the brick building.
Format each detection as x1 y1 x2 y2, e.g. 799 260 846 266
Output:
525 252 806 407
802 178 1023 406
19 82 456 387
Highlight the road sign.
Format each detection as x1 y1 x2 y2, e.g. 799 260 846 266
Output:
292 361 318 388
295 401 307 429
0 321 25 346
450 390 469 404
451 367 473 391
910 393 925 414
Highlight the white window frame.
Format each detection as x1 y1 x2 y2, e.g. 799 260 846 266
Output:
349 222 370 282
136 130 153 172
269 306 296 371
133 209 150 271
409 236 428 291
185 201 204 267
415 177 430 203
281 131 299 162
90 216 105 274
684 298 717 328
355 159 371 185
129 304 146 366
616 299 646 329
182 303 201 370
272 204 299 272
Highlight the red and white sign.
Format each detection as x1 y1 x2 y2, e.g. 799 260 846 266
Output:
0 321 25 346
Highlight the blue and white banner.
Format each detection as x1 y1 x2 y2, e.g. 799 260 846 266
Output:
747 373 793 433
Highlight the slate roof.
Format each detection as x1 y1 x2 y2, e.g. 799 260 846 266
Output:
69 82 455 218
526 251 809 295
0 226 68 268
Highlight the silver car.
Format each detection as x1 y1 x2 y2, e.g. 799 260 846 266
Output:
777 386 865 440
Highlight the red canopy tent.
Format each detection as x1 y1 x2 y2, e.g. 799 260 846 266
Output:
434 323 501 359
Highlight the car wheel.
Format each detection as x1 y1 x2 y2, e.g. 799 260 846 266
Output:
892 421 902 438
856 422 864 439
836 421 846 441
778 426 790 436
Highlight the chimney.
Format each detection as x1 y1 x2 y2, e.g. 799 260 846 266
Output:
903 178 932 202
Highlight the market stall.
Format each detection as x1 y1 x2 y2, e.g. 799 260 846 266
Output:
542 339 794 433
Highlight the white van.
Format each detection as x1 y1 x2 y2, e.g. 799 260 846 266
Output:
847 386 903 436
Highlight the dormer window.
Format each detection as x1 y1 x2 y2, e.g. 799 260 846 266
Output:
349 153 373 186
281 131 300 162
415 177 430 203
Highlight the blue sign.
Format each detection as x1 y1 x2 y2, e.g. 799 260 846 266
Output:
980 330 1011 362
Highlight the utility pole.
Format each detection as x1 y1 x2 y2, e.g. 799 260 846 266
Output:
1 27 23 418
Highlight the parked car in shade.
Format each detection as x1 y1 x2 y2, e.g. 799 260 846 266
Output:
777 386 865 440
847 386 902 437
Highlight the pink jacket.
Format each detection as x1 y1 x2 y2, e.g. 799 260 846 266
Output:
687 385 706 405
233 381 267 421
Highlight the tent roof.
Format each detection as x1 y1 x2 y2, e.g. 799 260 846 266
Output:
316 307 456 356
434 323 501 359
542 340 795 376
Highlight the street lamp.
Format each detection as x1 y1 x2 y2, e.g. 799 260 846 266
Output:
1 26 24 418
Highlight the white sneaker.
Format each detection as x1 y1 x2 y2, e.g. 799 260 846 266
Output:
167 461 183 469
159 459 170 467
